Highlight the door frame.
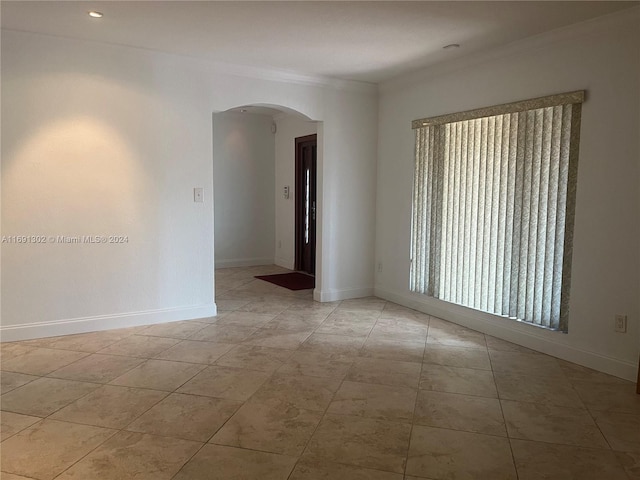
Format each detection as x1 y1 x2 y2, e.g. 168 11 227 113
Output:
294 134 317 275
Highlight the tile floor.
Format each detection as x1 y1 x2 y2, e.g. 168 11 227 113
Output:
1 265 639 479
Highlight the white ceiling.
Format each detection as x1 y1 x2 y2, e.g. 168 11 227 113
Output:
2 1 637 84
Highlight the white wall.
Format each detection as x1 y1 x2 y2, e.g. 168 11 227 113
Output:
274 115 317 270
317 88 379 301
1 29 378 340
375 10 640 380
213 112 275 268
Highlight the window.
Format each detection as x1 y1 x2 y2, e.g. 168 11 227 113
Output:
410 91 584 332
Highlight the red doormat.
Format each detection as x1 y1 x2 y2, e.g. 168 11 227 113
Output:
255 272 315 291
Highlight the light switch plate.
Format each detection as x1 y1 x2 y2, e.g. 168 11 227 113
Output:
614 314 627 333
194 187 204 203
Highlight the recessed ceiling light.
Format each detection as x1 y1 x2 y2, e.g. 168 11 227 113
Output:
443 44 460 50
88 11 103 18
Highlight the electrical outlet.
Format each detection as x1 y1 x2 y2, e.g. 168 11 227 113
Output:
614 314 627 333
377 262 383 273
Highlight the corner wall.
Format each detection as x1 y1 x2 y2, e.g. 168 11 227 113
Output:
375 10 640 380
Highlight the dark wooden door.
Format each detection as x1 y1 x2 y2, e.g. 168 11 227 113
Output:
295 134 317 275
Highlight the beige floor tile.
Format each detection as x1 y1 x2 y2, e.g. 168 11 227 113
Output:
252 373 341 411
215 311 276 327
234 280 282 295
1 377 99 416
215 298 251 311
489 350 565 378
494 371 583 407
0 411 40 441
306 414 411 474
97 335 180 358
427 319 487 350
50 385 167 428
485 336 540 354
291 455 404 479
216 289 256 300
511 438 629 480
216 289 259 301
139 320 209 339
558 360 632 385
177 365 270 400
55 430 201 480
406 425 516 480
0 419 116 480
8 267 635 480
243 328 313 350
316 311 378 337
346 357 422 388
616 451 640 480
328 381 417 422
214 310 234 318
380 304 431 323
420 364 497 398
593 411 640 452
285 301 339 313
126 392 241 441
373 317 429 337
368 325 427 342
173 444 297 480
0 372 38 394
154 340 234 364
188 324 258 343
360 335 425 363
423 344 491 370
211 397 322 456
216 345 292 372
264 310 330 331
47 353 143 383
238 299 293 315
501 400 608 448
337 297 386 312
0 344 37 362
0 473 38 479
572 381 640 414
110 359 204 391
277 351 354 378
301 333 367 356
414 390 506 436
35 330 130 353
0 348 88 376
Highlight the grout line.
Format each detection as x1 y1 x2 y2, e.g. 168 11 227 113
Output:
10 267 633 479
489 348 521 480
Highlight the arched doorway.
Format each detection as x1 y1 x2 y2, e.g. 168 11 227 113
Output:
212 104 323 302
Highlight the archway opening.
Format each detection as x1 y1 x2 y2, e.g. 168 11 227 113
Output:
212 104 322 302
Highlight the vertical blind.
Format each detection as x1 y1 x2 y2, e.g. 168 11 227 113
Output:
410 92 584 332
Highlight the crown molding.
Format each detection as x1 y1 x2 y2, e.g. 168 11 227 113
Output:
1 27 378 95
204 58 377 95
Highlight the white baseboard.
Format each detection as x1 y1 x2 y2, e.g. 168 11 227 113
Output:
274 257 295 270
314 286 374 303
375 286 638 382
0 304 218 342
215 257 274 268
